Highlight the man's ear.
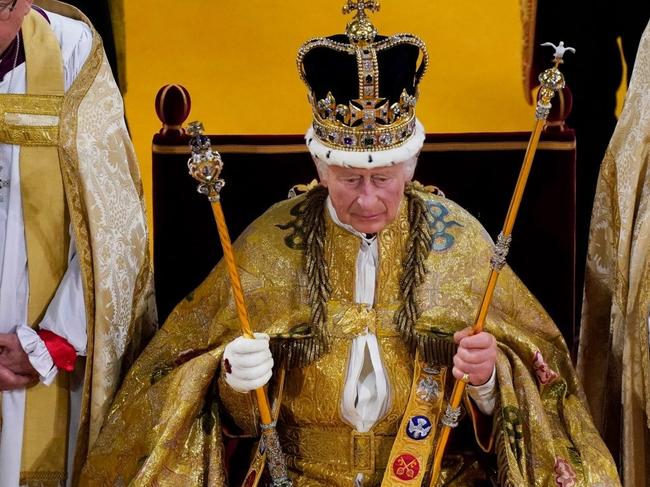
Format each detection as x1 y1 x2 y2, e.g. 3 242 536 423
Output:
313 157 328 186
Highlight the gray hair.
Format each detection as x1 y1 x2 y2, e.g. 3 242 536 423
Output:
313 153 419 183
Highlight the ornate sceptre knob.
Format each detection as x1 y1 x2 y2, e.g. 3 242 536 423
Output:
186 123 293 487
536 42 574 120
428 42 574 485
187 121 225 201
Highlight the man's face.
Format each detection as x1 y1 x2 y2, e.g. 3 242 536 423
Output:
323 164 409 234
0 0 32 53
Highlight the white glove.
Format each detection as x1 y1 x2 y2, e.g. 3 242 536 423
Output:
223 332 273 393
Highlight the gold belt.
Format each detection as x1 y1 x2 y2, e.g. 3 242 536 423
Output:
280 425 395 475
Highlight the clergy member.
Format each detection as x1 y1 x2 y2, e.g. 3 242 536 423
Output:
578 19 650 487
0 1 154 486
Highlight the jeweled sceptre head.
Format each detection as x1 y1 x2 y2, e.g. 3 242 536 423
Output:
186 121 225 202
536 42 575 120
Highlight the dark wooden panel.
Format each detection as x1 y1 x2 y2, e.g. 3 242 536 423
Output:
153 132 575 348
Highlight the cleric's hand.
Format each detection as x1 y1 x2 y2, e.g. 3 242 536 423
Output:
0 333 39 376
223 332 273 393
452 327 497 386
0 333 39 391
0 363 38 390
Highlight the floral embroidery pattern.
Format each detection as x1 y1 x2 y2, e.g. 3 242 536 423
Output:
554 457 577 487
502 406 524 461
424 201 463 251
533 350 559 385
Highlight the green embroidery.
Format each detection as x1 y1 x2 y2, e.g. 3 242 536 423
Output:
502 405 524 461
544 381 567 399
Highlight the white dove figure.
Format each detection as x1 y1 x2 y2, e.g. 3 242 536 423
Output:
541 41 576 62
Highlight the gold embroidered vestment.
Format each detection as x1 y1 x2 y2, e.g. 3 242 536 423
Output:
82 187 619 486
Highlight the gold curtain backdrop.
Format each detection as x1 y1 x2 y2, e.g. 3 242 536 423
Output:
121 0 538 227
108 0 125 92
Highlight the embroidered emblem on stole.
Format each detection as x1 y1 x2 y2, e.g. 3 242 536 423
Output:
382 356 447 485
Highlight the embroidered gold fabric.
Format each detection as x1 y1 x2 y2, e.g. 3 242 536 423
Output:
0 94 62 146
381 357 447 486
10 11 71 484
7 2 157 485
82 187 619 486
578 21 650 487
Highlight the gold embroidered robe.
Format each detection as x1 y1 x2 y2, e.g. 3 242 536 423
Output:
577 20 650 487
81 187 618 486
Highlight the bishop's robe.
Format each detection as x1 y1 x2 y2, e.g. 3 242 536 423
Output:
578 19 650 487
0 1 155 485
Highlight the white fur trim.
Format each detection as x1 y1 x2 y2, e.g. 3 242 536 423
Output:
305 119 426 168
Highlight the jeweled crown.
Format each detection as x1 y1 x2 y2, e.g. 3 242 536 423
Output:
297 1 428 153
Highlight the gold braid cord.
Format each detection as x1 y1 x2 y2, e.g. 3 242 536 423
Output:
270 186 332 369
397 184 458 365
393 186 429 351
271 183 459 370
303 186 331 351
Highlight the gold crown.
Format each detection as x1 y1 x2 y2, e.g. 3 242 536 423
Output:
297 1 428 152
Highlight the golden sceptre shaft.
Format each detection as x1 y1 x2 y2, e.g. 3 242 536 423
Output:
186 122 292 487
429 42 574 486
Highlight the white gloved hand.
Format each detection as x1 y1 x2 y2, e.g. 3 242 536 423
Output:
223 332 273 393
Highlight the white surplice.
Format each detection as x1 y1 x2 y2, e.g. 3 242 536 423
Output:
0 10 92 487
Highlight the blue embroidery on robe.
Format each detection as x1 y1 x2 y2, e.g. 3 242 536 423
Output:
425 201 462 251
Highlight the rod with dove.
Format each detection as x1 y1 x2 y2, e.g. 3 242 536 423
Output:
428 42 574 485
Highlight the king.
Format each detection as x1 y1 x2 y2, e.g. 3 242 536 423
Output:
82 2 620 485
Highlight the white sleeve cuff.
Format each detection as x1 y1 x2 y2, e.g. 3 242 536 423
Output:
467 366 497 416
38 236 87 356
16 325 58 385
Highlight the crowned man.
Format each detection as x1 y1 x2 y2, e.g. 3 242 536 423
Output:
82 2 619 486
0 1 154 486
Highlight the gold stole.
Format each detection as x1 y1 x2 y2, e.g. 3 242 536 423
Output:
381 357 447 486
0 10 70 485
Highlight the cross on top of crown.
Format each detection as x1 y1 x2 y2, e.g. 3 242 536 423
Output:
342 0 380 19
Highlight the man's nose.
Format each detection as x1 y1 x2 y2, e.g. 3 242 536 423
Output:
356 180 378 207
